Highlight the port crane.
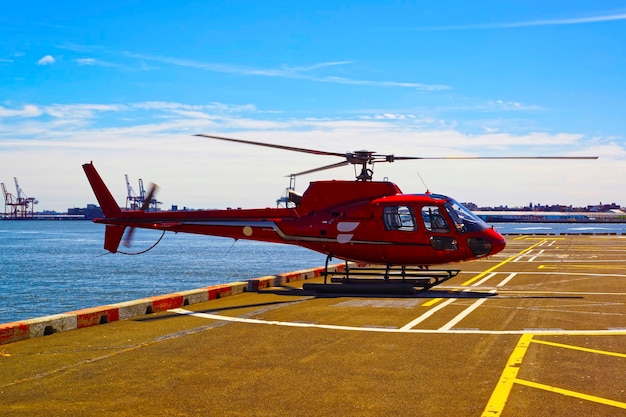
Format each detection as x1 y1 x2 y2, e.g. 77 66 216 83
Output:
125 174 161 211
1 178 38 218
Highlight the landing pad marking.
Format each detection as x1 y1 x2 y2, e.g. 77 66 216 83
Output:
461 239 545 286
169 238 626 336
482 334 626 416
481 333 532 417
169 308 626 336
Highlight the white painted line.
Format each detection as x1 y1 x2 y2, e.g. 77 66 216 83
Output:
406 273 503 332
496 273 518 287
439 293 494 331
399 298 457 330
439 271 515 331
436 265 621 331
528 249 544 262
472 272 498 286
169 309 626 336
437 273 500 330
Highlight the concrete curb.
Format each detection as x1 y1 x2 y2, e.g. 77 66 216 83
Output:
0 263 344 346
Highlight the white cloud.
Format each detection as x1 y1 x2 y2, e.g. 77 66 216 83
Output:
37 55 55 66
75 57 125 68
131 101 200 111
0 100 617 211
414 12 626 31
130 102 258 113
76 58 96 65
170 110 216 120
0 105 42 118
493 100 530 110
285 61 353 72
43 103 127 119
320 76 449 91
123 52 450 91
493 12 626 28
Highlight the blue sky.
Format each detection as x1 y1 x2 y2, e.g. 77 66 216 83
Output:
1 1 624 211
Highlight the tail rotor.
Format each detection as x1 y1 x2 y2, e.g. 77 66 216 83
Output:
123 182 159 248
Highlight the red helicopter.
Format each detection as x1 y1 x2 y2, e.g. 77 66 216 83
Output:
83 135 595 288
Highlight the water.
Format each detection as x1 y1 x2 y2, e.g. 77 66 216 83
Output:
2 221 625 324
491 222 626 235
0 221 327 324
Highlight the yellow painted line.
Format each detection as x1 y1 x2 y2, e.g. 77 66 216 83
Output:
481 333 533 417
515 378 626 410
421 298 442 307
520 237 565 241
463 240 547 286
531 339 626 358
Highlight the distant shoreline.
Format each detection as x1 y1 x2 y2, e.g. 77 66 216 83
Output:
2 217 626 224
0 215 88 220
480 218 626 223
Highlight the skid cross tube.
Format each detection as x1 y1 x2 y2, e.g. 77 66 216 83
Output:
315 261 460 293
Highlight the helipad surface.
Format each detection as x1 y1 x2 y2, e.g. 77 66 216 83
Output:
1 235 625 416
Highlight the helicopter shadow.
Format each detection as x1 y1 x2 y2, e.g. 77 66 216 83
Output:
259 286 496 299
259 286 585 300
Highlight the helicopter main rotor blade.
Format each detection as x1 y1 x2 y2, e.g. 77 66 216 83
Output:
195 134 345 158
289 161 351 177
393 156 599 160
196 133 597 181
196 134 598 161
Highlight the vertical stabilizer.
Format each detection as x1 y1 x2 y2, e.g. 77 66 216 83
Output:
82 162 122 218
83 162 126 253
104 225 126 253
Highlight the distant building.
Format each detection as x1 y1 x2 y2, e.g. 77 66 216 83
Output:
466 201 626 223
461 202 478 211
68 204 103 220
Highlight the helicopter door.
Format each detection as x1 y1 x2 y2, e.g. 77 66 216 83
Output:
421 206 458 251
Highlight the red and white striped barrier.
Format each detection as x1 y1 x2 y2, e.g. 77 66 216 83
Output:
0 263 347 345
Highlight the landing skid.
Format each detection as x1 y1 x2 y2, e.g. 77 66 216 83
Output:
302 256 460 294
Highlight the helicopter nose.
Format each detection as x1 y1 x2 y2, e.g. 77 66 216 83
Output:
466 228 506 258
488 228 507 255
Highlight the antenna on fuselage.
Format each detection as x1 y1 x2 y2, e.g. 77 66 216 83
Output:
417 171 430 194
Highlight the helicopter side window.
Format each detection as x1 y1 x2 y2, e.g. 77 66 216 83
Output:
421 206 450 233
383 206 416 231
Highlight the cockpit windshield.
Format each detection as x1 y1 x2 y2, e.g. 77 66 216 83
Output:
444 200 490 233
